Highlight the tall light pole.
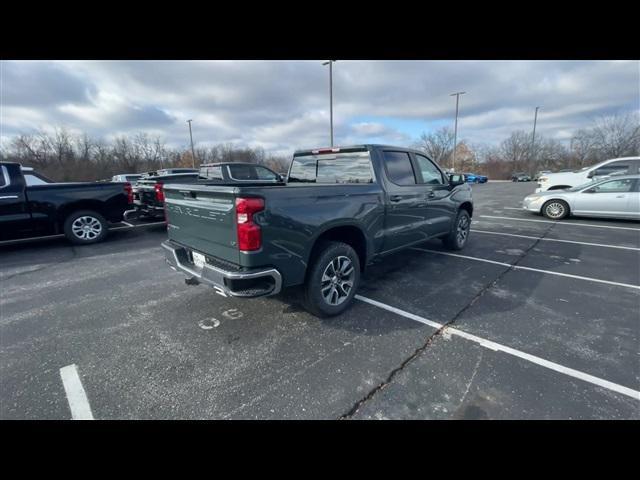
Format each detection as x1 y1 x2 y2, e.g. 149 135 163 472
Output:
322 60 335 147
450 91 466 172
187 119 196 168
531 106 540 170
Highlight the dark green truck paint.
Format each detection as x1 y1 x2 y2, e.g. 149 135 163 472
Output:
162 145 472 304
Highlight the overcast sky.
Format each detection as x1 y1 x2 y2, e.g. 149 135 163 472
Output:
1 60 638 156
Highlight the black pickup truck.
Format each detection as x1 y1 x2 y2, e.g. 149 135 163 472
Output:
162 145 473 317
0 162 133 244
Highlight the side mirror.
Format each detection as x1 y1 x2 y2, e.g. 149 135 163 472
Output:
276 174 285 183
587 170 595 179
449 174 465 186
584 187 596 194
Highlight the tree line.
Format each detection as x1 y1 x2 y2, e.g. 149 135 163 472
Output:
415 112 639 178
1 112 637 182
0 130 290 182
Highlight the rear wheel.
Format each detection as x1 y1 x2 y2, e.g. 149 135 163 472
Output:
63 210 108 244
442 209 471 250
302 241 360 317
542 200 569 220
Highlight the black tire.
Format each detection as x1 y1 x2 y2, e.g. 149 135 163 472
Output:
442 209 471 251
542 199 569 220
302 241 361 318
63 210 108 245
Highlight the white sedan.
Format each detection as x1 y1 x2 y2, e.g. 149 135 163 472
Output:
523 175 640 220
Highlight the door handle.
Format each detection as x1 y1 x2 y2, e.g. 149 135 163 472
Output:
426 191 436 199
390 195 402 202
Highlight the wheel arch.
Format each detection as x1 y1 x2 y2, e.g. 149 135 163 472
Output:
306 223 368 274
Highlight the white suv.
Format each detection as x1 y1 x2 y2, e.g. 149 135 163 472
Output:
536 157 640 193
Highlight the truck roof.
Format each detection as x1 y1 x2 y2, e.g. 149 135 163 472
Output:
293 144 425 156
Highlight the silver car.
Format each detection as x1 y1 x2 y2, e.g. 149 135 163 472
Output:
522 174 640 220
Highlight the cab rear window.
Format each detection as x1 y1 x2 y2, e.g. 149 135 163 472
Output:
288 152 374 184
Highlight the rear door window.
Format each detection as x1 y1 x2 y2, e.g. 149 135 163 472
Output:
383 151 416 186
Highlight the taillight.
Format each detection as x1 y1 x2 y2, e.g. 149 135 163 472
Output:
124 182 133 204
235 197 264 251
155 182 165 202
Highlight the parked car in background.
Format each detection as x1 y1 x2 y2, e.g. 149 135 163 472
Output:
127 163 285 221
162 145 473 317
464 173 488 184
1 162 133 244
534 170 552 181
536 157 640 192
128 171 201 220
142 168 199 178
523 174 640 220
512 172 531 182
200 162 285 183
112 174 142 183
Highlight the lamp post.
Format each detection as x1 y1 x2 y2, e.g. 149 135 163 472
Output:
187 119 196 168
531 106 540 170
450 91 466 172
322 60 336 147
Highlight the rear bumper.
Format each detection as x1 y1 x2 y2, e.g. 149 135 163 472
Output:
161 240 282 298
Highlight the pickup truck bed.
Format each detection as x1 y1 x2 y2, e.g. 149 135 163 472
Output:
162 145 473 316
1 162 133 244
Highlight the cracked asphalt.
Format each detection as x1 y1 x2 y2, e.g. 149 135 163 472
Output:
1 182 639 419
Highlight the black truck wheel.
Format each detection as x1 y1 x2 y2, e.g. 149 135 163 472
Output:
442 209 471 250
303 241 361 318
63 210 108 245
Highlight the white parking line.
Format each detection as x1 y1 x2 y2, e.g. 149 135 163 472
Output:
0 221 166 246
355 295 640 401
59 364 94 420
109 221 166 231
470 229 640 252
479 215 640 231
411 248 640 291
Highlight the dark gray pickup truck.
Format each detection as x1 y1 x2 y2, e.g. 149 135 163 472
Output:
162 145 473 316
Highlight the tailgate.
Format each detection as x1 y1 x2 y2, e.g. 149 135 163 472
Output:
163 184 239 264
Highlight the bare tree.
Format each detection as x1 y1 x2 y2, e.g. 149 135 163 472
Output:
415 127 455 165
589 112 640 159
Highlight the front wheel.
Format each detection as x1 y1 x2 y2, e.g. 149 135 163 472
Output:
63 210 108 244
302 241 361 317
442 209 471 250
542 200 569 220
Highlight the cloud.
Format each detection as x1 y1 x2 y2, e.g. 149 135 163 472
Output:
1 60 638 156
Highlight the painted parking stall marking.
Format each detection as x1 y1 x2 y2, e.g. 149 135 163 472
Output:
59 364 94 420
470 229 640 252
355 295 640 401
411 248 640 291
479 215 640 231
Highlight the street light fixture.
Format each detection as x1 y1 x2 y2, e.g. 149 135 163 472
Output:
450 91 466 172
322 60 336 147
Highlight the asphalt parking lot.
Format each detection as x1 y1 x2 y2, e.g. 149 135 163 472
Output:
1 181 639 419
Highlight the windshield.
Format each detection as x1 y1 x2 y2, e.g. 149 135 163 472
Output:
567 180 599 192
289 151 374 184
